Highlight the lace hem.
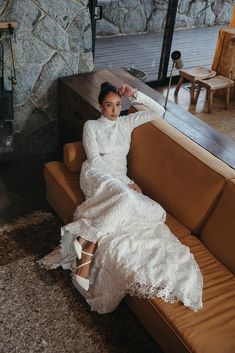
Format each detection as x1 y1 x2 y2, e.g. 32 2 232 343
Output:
37 246 62 270
126 282 203 312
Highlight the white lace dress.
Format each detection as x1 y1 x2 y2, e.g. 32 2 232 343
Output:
43 91 203 313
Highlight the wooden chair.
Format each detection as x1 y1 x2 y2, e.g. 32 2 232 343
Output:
174 66 216 104
194 75 234 113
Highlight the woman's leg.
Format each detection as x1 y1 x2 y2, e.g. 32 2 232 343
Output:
73 237 97 290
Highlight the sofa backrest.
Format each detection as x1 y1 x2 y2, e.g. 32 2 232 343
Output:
200 179 235 274
127 119 235 234
62 120 235 266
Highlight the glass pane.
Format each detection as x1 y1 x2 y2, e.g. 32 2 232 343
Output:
94 0 167 83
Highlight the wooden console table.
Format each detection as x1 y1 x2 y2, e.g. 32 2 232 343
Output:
58 69 235 169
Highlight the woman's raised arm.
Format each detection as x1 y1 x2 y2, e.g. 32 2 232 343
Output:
118 85 165 129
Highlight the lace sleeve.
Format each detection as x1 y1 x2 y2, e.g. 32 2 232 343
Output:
126 91 165 129
82 121 108 169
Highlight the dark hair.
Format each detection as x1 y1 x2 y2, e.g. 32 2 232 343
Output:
98 81 119 104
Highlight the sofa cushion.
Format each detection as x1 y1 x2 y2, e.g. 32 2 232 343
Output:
200 179 235 274
44 161 85 224
128 122 229 234
143 235 235 353
63 141 86 173
165 213 190 240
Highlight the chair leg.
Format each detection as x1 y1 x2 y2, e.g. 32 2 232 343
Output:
226 87 230 109
174 76 184 96
208 90 213 113
191 82 195 104
194 84 201 105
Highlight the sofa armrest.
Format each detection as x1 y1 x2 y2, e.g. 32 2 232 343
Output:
63 141 86 173
44 161 85 224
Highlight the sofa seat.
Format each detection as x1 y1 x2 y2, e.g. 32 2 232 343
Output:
130 235 235 353
165 214 191 240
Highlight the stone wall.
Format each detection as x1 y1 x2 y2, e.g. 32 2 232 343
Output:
96 0 233 36
0 0 93 160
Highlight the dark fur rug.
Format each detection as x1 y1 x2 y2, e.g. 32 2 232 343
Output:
0 211 162 353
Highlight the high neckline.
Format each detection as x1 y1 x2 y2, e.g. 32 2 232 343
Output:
99 115 118 124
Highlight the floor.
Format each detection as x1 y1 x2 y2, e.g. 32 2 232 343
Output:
0 212 161 353
158 82 235 142
0 153 57 225
95 26 222 82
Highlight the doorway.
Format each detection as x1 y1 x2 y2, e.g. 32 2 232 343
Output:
89 0 179 84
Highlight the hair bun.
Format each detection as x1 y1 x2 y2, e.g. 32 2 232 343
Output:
98 81 118 104
101 81 114 91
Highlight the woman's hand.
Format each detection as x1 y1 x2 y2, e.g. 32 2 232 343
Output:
117 84 137 98
128 182 142 193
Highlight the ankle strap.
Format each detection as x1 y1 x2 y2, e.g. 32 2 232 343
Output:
82 250 93 256
76 260 91 269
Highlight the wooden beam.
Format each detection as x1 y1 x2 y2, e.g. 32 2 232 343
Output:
230 4 235 27
0 21 17 30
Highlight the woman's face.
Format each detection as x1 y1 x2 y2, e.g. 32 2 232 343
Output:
100 91 122 120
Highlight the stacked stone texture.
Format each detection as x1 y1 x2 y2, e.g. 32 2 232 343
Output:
0 0 93 159
96 0 233 36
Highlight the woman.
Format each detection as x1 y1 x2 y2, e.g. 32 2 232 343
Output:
39 82 203 313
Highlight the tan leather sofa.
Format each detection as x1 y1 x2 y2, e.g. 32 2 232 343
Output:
44 118 235 353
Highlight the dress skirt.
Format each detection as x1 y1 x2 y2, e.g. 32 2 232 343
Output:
59 161 203 313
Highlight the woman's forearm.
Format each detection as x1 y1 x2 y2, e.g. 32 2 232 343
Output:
131 91 165 117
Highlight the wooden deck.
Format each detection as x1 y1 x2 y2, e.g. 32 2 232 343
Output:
95 26 222 82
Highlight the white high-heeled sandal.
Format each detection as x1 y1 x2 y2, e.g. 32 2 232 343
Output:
73 249 93 291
